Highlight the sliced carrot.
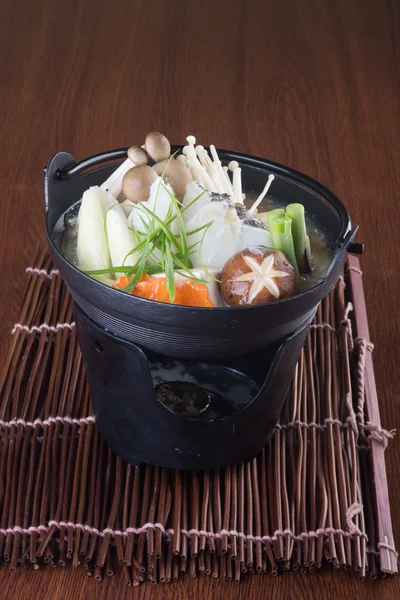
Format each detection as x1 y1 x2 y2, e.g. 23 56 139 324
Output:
113 274 213 307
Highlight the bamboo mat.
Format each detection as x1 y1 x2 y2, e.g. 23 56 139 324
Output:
0 251 397 585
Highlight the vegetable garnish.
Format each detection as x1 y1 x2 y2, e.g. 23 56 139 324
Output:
113 274 214 307
286 203 313 274
267 205 313 276
86 185 212 301
68 131 325 309
268 214 299 276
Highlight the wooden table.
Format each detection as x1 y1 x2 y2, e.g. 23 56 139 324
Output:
0 0 398 597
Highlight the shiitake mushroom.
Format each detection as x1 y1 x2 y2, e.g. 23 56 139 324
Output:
220 246 296 307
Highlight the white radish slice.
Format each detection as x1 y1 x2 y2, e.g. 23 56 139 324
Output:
127 177 180 265
147 178 179 233
128 177 179 234
186 199 241 270
77 186 112 273
106 206 139 273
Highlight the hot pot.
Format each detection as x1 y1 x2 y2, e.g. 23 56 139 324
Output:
44 147 362 469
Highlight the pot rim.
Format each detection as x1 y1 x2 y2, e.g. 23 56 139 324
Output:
45 146 354 314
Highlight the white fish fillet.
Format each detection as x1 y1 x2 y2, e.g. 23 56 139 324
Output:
186 199 241 270
237 224 272 252
181 181 210 224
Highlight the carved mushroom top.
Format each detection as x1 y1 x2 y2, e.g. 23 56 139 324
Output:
220 246 297 307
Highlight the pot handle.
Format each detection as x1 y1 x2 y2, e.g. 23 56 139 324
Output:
56 148 128 180
347 241 364 254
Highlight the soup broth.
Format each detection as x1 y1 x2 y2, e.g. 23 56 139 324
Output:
55 192 334 296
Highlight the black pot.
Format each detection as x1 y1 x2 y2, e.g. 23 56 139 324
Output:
44 147 361 469
45 147 359 359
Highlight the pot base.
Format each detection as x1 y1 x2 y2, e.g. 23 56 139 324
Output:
75 304 313 470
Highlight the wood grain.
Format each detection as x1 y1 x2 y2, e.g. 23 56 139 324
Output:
0 0 399 597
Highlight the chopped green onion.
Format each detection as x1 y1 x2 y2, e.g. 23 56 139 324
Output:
269 215 299 275
135 203 181 250
164 240 176 302
286 203 313 274
87 182 214 299
266 208 285 228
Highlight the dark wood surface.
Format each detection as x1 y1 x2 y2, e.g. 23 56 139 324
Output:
0 0 399 597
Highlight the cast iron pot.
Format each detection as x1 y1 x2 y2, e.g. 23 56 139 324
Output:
44 147 361 469
45 147 360 359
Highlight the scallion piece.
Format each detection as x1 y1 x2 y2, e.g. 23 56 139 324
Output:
286 203 312 274
269 215 299 275
266 208 285 228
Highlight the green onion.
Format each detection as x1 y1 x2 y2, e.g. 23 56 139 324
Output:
122 234 152 293
164 240 176 302
86 182 214 301
86 265 136 275
285 203 313 274
269 215 299 275
266 208 285 228
135 203 181 250
161 183 190 266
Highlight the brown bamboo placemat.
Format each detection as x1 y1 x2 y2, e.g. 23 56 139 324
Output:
0 251 397 585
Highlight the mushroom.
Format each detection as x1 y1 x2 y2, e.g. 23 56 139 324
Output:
210 145 233 196
145 131 171 162
122 165 157 203
248 174 275 214
153 158 194 200
100 157 134 199
196 145 226 194
220 246 296 307
228 161 243 205
182 135 217 192
127 145 149 166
